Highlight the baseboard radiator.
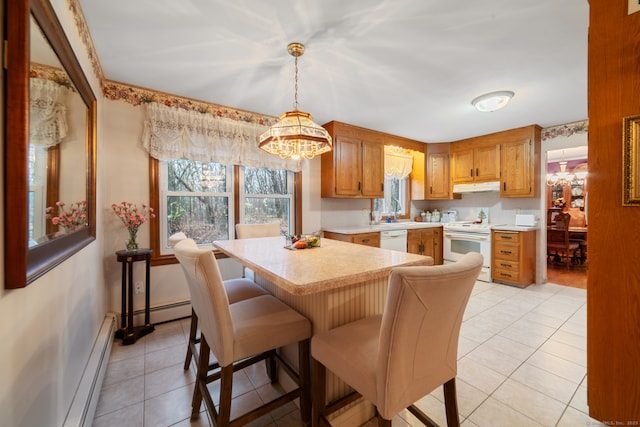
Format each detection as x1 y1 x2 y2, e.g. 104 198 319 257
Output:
63 313 116 427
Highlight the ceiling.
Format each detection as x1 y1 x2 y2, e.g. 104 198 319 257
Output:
78 0 589 143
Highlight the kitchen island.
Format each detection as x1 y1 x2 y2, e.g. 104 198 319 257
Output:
212 236 433 425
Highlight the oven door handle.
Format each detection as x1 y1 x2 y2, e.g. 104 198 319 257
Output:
444 232 491 241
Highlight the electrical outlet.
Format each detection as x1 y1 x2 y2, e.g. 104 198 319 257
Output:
629 0 640 15
135 281 144 294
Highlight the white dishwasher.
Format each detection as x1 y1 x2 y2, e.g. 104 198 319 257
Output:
380 229 408 252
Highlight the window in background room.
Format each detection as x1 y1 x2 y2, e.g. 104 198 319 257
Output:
159 159 233 253
240 166 293 236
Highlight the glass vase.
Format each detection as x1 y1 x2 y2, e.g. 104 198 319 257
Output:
126 228 139 251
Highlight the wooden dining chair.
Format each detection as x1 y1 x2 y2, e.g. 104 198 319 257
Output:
168 233 267 371
173 239 312 426
547 212 580 268
311 252 483 427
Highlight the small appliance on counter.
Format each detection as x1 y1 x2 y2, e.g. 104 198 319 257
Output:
515 214 536 227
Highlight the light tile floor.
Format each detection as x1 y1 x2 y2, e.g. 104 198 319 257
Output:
94 281 607 427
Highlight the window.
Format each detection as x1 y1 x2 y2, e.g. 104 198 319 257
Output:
240 167 292 235
373 176 409 218
153 159 295 258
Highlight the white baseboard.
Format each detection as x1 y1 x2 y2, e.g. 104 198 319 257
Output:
125 300 191 326
63 313 116 427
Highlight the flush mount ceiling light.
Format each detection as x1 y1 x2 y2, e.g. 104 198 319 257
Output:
471 90 515 112
259 42 332 160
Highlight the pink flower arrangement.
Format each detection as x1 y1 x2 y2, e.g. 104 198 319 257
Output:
46 200 87 231
111 201 155 232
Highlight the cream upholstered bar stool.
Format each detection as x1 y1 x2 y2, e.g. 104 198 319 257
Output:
168 232 267 371
235 222 281 278
173 239 312 426
311 252 483 427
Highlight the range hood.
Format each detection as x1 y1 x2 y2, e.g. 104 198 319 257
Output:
452 181 501 194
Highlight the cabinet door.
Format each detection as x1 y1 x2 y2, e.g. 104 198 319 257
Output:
501 138 533 197
361 140 384 197
474 144 501 182
421 228 443 264
407 229 421 254
451 149 474 183
426 152 451 199
334 135 362 196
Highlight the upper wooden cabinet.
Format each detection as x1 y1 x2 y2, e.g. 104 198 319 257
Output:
450 124 541 198
451 144 501 184
321 121 384 198
500 126 541 198
425 143 458 200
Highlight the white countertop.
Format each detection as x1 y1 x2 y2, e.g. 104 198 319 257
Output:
491 224 539 232
323 221 444 235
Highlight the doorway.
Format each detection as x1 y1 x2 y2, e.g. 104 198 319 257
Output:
545 146 588 289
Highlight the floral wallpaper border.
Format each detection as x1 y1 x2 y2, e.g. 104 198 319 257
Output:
541 120 588 141
67 0 104 84
30 62 73 90
103 80 277 125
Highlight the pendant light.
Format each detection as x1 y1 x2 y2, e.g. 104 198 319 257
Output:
259 42 332 160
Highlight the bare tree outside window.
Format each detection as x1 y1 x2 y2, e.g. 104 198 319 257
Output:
241 167 292 235
165 160 231 244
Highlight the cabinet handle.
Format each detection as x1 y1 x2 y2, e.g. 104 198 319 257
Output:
500 273 513 278
381 183 384 191
500 235 514 240
430 186 433 194
503 182 506 191
470 168 473 177
500 250 512 255
500 263 512 268
362 239 370 243
358 181 361 191
476 167 479 176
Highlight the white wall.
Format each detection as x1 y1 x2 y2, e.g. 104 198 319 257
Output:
0 0 108 424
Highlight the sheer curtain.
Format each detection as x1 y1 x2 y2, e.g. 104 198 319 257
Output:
384 145 413 179
141 102 302 172
29 77 69 147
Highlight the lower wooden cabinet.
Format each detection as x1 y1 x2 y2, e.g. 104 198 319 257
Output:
407 227 443 264
491 229 536 287
323 231 380 248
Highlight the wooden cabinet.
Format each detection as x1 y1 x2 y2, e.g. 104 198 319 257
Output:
407 227 443 264
451 144 501 184
321 121 384 198
500 126 541 198
425 143 459 200
491 229 536 287
323 231 380 248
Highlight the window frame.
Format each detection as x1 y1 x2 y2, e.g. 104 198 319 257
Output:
149 157 302 265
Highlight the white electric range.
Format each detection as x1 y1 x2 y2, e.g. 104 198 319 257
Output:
443 221 493 282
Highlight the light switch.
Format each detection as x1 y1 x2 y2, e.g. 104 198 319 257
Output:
629 0 640 15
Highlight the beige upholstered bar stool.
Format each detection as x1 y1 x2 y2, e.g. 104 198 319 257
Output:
168 232 267 370
235 222 281 278
235 222 281 239
173 239 312 426
311 252 483 427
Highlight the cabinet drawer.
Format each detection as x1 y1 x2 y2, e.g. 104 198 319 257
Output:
493 267 520 283
351 232 380 247
494 231 520 243
493 259 520 272
494 242 520 261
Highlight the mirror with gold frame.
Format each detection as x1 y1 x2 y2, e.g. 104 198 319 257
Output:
4 0 97 288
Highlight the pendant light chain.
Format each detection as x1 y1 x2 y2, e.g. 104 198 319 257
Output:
294 55 299 110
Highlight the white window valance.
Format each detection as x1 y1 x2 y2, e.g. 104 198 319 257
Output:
141 102 302 172
384 145 413 179
29 77 69 147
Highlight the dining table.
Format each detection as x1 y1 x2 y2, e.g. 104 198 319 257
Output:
213 236 433 426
